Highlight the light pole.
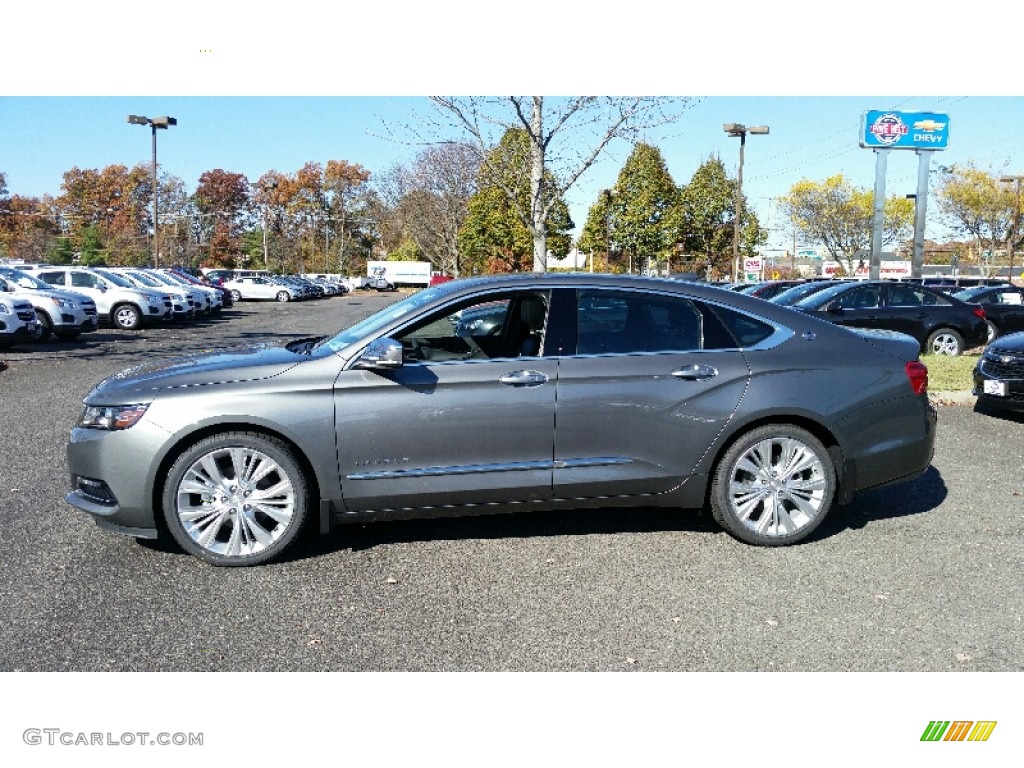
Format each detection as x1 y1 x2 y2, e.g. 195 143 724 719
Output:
1000 175 1022 281
724 123 769 282
127 114 176 268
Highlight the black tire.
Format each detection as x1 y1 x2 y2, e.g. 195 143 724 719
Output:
229 289 242 303
986 320 999 343
112 303 143 330
926 327 964 356
276 291 290 303
710 424 835 546
162 432 309 566
34 309 53 342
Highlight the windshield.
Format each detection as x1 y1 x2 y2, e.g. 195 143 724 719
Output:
323 287 447 353
92 269 134 288
770 281 833 305
792 282 854 309
0 267 51 290
125 270 161 287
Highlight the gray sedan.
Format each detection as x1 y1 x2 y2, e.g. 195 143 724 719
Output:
64 273 937 566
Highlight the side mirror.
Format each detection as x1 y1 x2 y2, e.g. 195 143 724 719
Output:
353 337 404 370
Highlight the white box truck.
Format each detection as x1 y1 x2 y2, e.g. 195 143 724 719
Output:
365 261 433 288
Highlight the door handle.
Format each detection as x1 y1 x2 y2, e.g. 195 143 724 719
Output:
499 370 549 387
671 364 718 381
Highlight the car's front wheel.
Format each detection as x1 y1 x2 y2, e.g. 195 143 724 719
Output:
276 291 290 302
710 424 835 546
35 310 53 342
986 320 999 343
162 432 309 566
112 303 142 330
926 328 964 356
229 289 242 302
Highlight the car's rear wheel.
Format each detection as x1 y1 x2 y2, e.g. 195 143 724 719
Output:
162 432 308 566
710 424 835 546
926 328 964 356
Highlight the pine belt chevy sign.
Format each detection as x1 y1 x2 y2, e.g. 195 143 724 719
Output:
859 110 950 150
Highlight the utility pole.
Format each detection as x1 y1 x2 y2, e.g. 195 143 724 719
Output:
1000 175 1022 281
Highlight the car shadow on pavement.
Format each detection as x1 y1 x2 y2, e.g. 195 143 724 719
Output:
821 465 947 537
287 506 724 562
137 467 950 566
972 402 1024 424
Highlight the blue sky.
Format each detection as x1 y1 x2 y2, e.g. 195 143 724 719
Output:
3 95 1020 253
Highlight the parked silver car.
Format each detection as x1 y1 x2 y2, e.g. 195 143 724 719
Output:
65 274 937 566
222 275 298 303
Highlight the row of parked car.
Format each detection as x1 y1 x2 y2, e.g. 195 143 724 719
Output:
0 264 233 348
0 264 365 350
218 273 353 303
728 277 1024 355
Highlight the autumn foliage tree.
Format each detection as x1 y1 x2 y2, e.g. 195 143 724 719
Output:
458 129 573 274
777 174 913 274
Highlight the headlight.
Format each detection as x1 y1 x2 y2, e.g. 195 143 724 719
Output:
145 293 163 303
79 404 150 430
0 302 10 314
49 297 79 310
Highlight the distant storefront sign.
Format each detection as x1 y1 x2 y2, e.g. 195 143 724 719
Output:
823 260 912 279
859 111 950 151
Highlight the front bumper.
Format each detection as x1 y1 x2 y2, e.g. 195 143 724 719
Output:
64 421 171 536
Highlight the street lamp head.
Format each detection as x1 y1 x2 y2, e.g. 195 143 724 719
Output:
749 125 770 135
127 115 149 125
151 116 177 129
723 123 744 135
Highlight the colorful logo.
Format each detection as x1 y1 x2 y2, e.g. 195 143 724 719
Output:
921 721 997 742
869 113 909 145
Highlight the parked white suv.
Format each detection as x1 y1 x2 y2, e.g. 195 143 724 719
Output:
0 293 38 350
110 267 199 320
0 266 99 341
35 267 172 330
155 269 222 313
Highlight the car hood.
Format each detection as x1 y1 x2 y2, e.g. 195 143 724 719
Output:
984 331 1024 354
86 342 309 401
847 327 921 360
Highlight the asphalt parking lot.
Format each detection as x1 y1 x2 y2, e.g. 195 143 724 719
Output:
1 293 1023 672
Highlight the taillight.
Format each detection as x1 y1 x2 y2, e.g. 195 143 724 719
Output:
972 307 986 320
905 360 929 395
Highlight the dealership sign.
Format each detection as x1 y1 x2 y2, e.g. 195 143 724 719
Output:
860 110 950 150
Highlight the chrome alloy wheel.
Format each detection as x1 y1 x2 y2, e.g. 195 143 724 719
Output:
711 426 835 545
727 436 827 537
174 444 297 558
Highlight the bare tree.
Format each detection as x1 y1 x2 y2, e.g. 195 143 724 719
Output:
425 97 694 271
378 142 480 276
